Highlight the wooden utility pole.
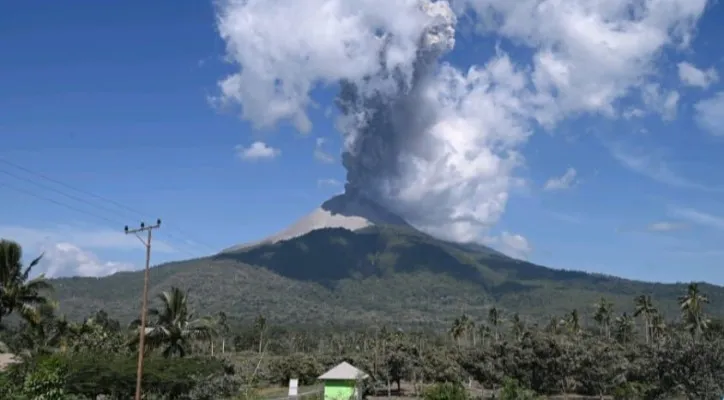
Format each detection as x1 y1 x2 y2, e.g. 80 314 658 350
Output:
125 219 161 400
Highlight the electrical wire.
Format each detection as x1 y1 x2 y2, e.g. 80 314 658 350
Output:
0 157 219 254
0 158 220 259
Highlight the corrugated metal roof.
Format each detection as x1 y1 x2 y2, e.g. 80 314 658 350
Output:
318 362 369 380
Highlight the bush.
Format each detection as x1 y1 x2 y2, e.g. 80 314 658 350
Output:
423 382 468 400
14 352 234 399
182 373 243 400
498 378 538 400
0 356 68 400
612 382 655 400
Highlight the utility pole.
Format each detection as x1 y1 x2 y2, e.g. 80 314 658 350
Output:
125 219 161 400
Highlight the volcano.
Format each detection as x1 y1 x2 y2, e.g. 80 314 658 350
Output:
221 190 413 253
47 190 724 328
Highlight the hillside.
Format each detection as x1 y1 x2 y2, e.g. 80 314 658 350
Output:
49 225 724 328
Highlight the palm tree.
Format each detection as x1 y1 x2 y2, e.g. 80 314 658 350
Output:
634 294 657 344
0 240 52 326
216 311 229 354
593 297 613 339
545 316 562 335
133 287 215 358
614 312 635 344
678 283 710 339
650 313 667 344
449 316 465 345
565 309 581 335
488 307 501 341
510 313 525 341
254 313 267 354
449 314 474 346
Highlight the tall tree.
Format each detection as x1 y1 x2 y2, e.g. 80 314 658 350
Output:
678 283 710 340
565 309 581 335
593 297 613 339
254 313 267 354
488 307 501 342
216 311 229 354
0 240 52 326
134 286 215 358
634 295 657 344
614 312 635 344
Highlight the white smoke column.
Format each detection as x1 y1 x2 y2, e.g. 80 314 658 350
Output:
214 0 529 242
214 0 709 243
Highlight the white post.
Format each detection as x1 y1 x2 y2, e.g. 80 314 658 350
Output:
289 378 299 399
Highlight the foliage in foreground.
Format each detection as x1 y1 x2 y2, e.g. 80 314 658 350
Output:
0 353 238 400
2 239 724 399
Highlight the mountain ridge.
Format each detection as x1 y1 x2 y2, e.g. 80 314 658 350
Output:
221 191 413 253
48 224 724 328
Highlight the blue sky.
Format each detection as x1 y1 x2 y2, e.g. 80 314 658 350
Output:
1 0 723 284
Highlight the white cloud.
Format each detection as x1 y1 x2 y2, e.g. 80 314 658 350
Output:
622 108 645 119
677 61 719 88
40 243 135 278
694 91 724 136
641 84 679 121
236 141 280 161
484 231 532 260
463 0 706 124
317 178 341 187
548 211 585 224
314 138 335 164
669 206 724 230
213 0 709 242
646 221 688 232
0 225 179 277
543 167 577 191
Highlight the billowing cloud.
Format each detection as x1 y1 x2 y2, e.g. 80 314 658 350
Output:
236 141 280 161
544 167 577 191
213 0 709 242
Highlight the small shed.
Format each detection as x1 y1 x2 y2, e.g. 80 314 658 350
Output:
318 362 369 400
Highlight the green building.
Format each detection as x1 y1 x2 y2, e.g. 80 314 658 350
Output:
318 362 369 400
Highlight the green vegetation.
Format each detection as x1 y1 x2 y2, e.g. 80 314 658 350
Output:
0 237 724 398
48 226 724 327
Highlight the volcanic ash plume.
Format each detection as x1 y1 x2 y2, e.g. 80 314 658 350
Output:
214 0 530 242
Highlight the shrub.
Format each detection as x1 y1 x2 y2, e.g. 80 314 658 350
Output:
423 382 468 400
498 378 538 400
17 352 234 399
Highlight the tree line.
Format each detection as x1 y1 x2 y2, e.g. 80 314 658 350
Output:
1 238 724 399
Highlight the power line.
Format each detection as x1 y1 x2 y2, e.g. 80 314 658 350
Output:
0 168 135 221
0 179 203 260
0 157 219 254
0 180 126 227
